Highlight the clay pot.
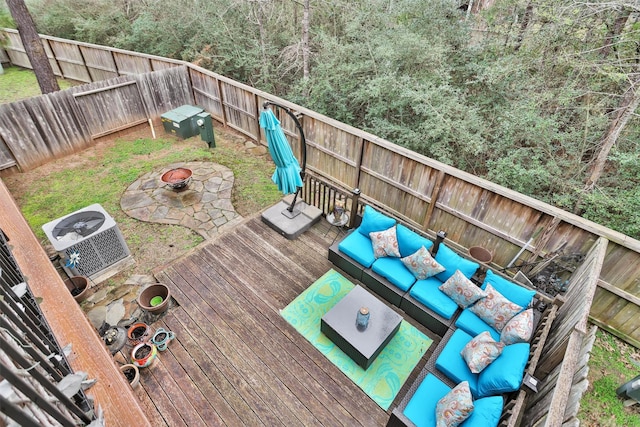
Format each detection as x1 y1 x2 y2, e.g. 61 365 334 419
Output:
468 246 493 264
137 283 171 314
131 342 158 368
120 364 140 389
64 276 90 303
127 322 151 346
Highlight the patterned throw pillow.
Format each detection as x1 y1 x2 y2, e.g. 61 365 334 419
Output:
468 284 523 332
369 226 401 258
439 270 488 308
435 381 474 427
501 309 534 345
460 331 505 374
400 246 445 280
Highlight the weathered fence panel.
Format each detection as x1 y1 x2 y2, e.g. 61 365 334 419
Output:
46 39 91 83
0 64 192 170
0 91 92 169
79 45 119 81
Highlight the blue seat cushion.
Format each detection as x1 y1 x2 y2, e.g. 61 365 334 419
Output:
396 224 433 258
434 244 479 282
338 230 376 268
477 343 530 397
403 374 504 427
409 277 458 319
357 205 396 236
482 270 536 308
463 395 503 427
403 374 451 427
371 257 417 292
435 329 480 396
455 309 500 341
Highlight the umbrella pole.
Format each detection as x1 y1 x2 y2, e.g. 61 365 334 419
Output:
263 101 307 216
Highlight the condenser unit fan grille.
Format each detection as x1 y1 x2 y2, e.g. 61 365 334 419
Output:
63 228 129 277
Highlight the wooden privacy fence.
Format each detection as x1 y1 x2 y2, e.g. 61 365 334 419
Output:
0 66 194 171
3 28 640 425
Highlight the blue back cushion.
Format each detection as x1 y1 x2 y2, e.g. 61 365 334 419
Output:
482 270 536 308
357 205 396 236
396 224 433 258
455 309 500 341
477 343 530 398
434 244 480 282
462 396 503 427
435 329 480 397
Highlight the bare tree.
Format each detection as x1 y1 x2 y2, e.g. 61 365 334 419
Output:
6 0 59 94
581 74 640 194
302 0 310 80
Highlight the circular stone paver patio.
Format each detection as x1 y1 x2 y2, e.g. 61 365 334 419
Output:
120 161 243 239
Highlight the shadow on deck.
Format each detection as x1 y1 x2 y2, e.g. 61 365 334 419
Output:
132 214 440 426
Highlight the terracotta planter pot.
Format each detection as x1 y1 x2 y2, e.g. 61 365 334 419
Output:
468 246 493 264
64 276 90 302
127 322 151 346
120 364 140 389
137 283 171 314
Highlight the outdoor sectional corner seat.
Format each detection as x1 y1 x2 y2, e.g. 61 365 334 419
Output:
435 329 530 398
395 373 504 427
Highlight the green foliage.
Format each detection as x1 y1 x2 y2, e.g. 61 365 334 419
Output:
579 330 640 426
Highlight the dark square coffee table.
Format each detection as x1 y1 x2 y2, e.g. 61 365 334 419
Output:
320 285 402 369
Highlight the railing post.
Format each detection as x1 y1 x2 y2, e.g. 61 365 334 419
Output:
348 188 361 228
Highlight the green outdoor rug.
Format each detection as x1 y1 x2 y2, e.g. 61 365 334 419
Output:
280 269 432 410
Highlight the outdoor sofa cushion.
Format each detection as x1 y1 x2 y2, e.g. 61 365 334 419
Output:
407 249 481 321
402 373 503 427
455 271 537 340
435 329 530 398
435 381 474 426
337 206 397 268
434 244 480 283
468 284 523 332
401 246 445 280
369 225 434 292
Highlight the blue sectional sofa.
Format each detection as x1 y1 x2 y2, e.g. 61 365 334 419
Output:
327 205 561 427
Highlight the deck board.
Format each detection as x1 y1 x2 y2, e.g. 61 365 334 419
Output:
140 215 439 426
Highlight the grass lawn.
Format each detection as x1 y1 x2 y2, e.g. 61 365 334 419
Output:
0 65 76 103
3 66 640 426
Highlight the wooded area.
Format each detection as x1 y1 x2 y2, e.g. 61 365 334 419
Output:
2 0 636 240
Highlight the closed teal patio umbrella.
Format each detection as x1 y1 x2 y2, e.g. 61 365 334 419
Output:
260 107 303 195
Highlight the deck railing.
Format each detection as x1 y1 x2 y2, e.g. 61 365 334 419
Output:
0 229 94 426
1 29 640 425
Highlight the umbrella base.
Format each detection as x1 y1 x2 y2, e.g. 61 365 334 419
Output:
261 198 322 240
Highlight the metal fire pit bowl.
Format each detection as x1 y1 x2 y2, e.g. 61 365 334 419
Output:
161 168 193 191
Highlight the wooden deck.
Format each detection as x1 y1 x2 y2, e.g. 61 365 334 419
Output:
131 215 440 426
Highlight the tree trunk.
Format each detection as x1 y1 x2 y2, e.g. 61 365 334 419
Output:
302 0 310 80
6 0 59 94
514 1 534 52
601 9 630 58
575 75 640 213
